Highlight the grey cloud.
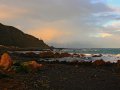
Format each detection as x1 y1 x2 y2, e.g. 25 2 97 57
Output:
0 0 118 48
0 0 111 21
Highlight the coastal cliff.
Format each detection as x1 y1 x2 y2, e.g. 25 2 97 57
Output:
0 23 49 49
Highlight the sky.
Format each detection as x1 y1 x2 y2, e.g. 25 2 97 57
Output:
0 0 120 48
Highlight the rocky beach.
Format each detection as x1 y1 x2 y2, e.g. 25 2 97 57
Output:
1 0 120 89
0 52 120 90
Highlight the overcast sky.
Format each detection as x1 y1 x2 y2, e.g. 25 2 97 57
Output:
0 0 120 48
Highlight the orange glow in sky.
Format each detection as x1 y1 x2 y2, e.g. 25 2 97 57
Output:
28 27 63 42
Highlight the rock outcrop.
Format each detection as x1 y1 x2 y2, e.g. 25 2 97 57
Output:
23 61 42 70
0 53 13 70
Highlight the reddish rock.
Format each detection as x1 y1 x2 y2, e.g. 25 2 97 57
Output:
73 53 80 57
93 60 105 66
60 53 71 57
23 61 42 70
40 51 54 58
0 53 13 70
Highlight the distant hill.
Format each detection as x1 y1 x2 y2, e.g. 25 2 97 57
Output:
0 23 49 49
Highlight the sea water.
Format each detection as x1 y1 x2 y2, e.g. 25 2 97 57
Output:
12 48 120 62
54 48 120 62
61 48 120 54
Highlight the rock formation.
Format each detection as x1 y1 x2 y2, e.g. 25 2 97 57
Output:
0 53 13 70
23 61 42 70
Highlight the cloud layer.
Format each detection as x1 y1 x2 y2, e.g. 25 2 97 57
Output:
0 0 120 48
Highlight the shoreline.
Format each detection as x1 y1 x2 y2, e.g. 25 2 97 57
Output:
9 51 120 63
0 52 120 90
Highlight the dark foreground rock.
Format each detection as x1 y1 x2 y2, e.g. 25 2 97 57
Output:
0 64 120 90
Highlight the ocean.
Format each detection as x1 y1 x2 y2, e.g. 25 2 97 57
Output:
61 48 120 54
